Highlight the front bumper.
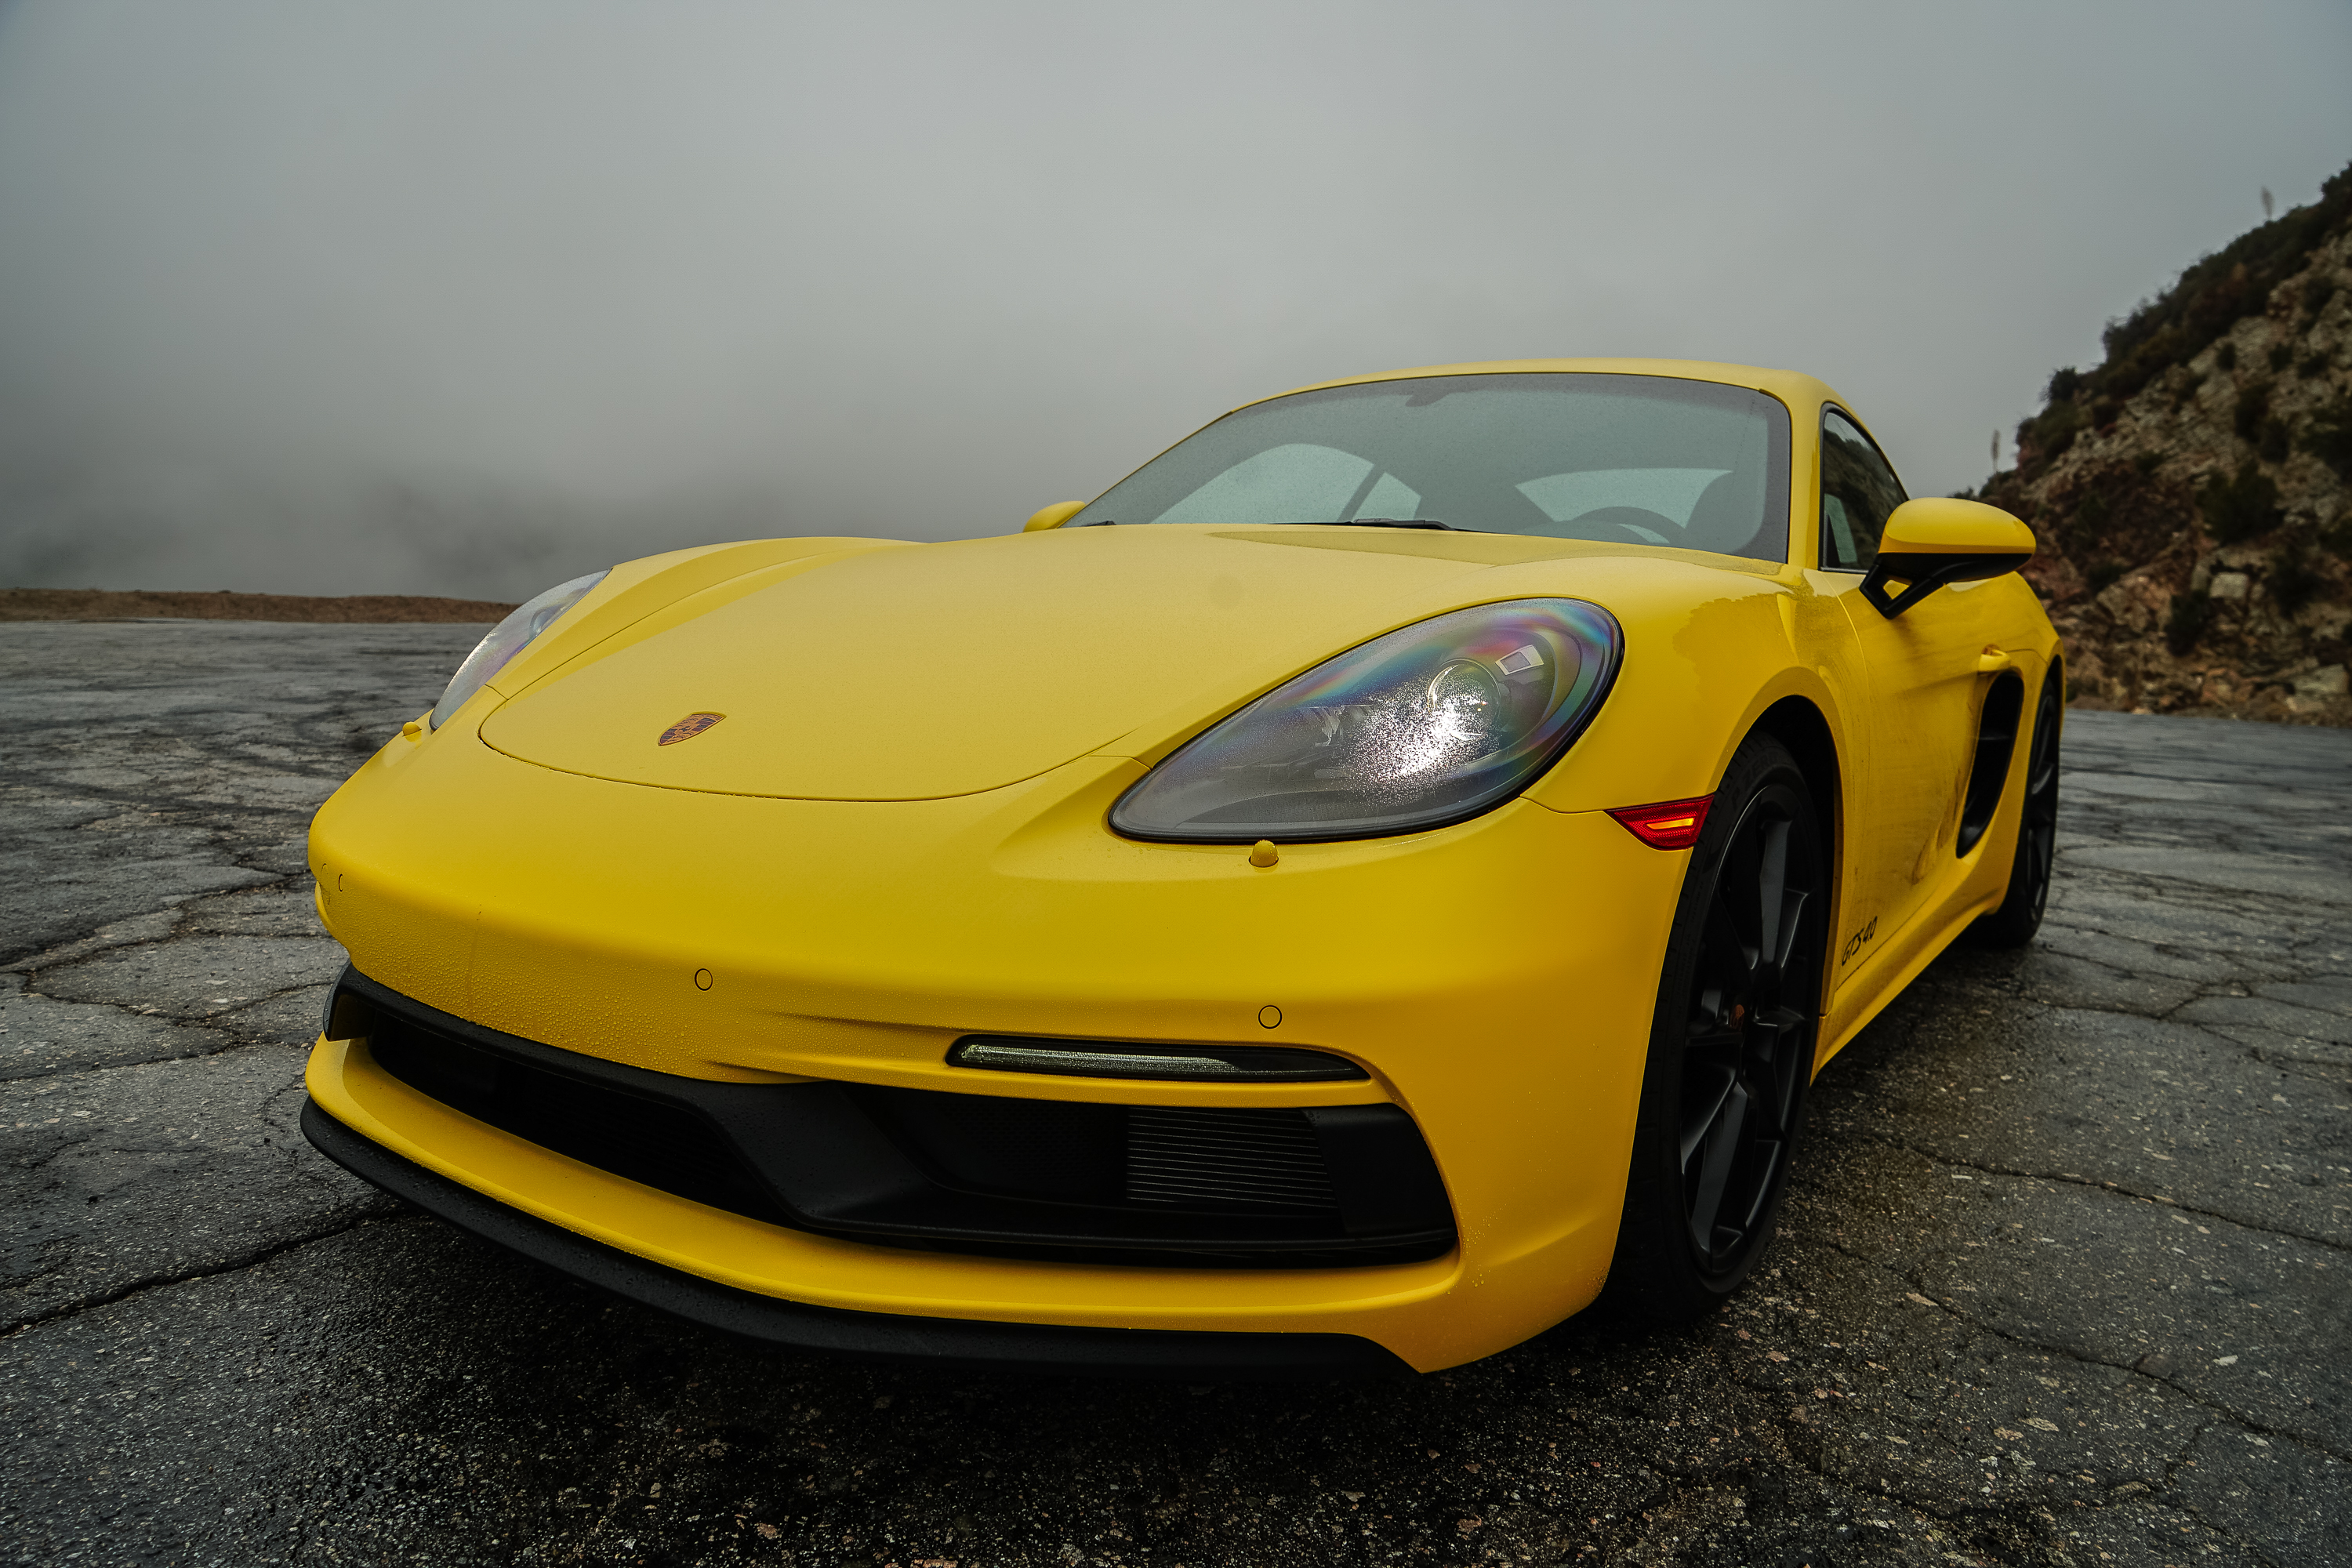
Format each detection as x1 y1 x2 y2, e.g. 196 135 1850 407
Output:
301 1098 1410 1377
307 733 1689 1371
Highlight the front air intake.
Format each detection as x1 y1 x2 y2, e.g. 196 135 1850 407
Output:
1125 1106 1339 1211
335 966 1454 1268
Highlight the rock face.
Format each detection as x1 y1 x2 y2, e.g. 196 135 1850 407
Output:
1973 163 2351 725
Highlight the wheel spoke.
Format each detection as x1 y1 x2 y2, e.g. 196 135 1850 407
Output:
2028 825 2054 915
1752 1010 1807 1127
1685 1080 1748 1250
2027 695 2061 797
1753 818 1789 967
1769 887 1810 975
1730 1138 1784 1234
1677 1058 1738 1167
1701 891 1755 990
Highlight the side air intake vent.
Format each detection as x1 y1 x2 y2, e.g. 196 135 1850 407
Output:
1957 670 2025 857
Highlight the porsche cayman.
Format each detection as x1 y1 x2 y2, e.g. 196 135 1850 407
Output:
302 358 2060 1375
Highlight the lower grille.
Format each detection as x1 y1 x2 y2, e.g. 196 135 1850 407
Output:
338 966 1454 1268
369 1014 786 1225
1126 1107 1338 1211
845 1088 1341 1216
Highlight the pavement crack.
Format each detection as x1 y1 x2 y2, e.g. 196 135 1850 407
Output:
1686 1395 2074 1552
0 1032 303 1085
0 1212 391 1338
1856 1132 2351 1253
1817 1236 2352 1469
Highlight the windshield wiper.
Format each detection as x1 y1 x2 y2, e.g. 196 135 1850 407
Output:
1294 517 1456 531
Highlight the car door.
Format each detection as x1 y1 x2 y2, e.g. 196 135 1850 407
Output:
1809 407 1991 996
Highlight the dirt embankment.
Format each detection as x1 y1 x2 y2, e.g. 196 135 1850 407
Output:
0 588 517 624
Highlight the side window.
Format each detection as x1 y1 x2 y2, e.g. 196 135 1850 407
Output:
1819 408 1907 570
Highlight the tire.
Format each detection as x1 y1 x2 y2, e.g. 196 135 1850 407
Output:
1596 732 1827 1321
1968 668 2062 950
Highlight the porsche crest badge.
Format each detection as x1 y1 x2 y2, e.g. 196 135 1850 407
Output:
658 712 725 746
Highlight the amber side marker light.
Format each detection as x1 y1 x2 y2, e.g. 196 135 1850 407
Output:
1607 794 1714 850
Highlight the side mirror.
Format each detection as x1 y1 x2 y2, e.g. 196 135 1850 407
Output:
1861 498 2035 618
1023 500 1087 533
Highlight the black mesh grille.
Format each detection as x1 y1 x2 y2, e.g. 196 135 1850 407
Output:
850 1090 1344 1216
1124 1108 1338 1212
339 967 1454 1267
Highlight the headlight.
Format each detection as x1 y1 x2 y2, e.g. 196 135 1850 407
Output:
1110 598 1622 841
427 569 609 730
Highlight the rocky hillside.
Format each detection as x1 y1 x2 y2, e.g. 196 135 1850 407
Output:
1970 161 2351 724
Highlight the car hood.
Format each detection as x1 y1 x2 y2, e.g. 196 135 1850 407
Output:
480 524 1615 800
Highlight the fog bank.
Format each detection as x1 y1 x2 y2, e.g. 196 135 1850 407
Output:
2 1 2347 597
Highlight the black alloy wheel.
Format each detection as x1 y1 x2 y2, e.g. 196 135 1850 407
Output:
1599 732 1825 1318
1676 779 1821 1272
1969 669 2063 949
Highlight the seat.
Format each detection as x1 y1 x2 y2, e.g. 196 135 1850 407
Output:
1682 467 1766 556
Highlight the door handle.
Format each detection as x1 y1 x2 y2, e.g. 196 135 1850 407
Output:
1976 646 2015 674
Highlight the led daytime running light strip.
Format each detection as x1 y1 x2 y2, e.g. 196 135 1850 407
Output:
949 1037 1367 1083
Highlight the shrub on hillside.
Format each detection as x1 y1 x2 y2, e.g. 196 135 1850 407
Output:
2199 462 2284 543
2302 394 2352 480
2062 488 2111 553
2234 379 2274 440
2270 536 2324 615
2165 588 2216 654
2044 461 2192 568
2020 398 2085 466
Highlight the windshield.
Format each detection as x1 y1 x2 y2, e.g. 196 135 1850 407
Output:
1069 372 1792 562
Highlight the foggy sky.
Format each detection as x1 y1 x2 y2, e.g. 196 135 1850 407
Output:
2 0 2347 600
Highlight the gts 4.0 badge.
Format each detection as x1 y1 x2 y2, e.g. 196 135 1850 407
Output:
658 712 725 746
1838 915 1879 968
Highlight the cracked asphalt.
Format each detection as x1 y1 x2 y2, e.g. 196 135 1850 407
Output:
2 617 2347 1568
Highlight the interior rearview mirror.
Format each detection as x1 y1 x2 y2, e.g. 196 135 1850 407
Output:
1862 498 2036 618
1023 500 1087 532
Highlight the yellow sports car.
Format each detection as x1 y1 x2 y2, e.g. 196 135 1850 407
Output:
302 358 2059 1375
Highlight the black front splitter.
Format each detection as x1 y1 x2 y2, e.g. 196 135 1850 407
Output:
299 1098 1414 1380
